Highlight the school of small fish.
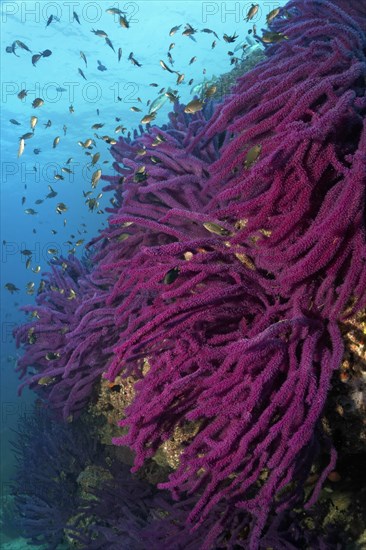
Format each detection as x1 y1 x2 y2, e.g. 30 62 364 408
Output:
5 4 281 297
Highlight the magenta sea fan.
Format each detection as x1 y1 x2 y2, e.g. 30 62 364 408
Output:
102 0 365 547
14 256 113 419
187 0 366 320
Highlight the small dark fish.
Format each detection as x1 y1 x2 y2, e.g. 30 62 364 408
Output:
106 7 125 15
25 280 34 294
169 24 181 36
266 7 281 24
21 196 26 205
205 84 217 98
46 14 53 27
6 42 19 56
91 152 100 165
165 91 178 103
184 98 204 114
56 202 68 214
189 56 197 65
182 23 197 37
212 40 217 49
201 28 219 39
163 267 179 284
105 37 115 52
128 52 141 67
45 352 60 361
21 249 32 256
118 47 122 62
32 98 44 108
97 60 107 71
91 29 108 37
160 59 174 73
33 148 41 154
203 222 232 236
101 135 116 144
141 112 156 124
119 15 129 28
78 68 87 80
11 41 19 55
246 3 259 22
18 89 27 99
55 87 67 92
32 53 42 66
223 33 238 43
131 57 142 67
63 125 67 135
167 52 174 65
152 134 166 147
15 40 31 52
244 144 262 168
10 119 21 125
44 119 52 128
20 132 34 140
41 49 52 57
91 169 102 188
73 11 80 24
46 185 57 199
261 31 288 44
38 376 56 385
133 166 147 183
80 51 87 66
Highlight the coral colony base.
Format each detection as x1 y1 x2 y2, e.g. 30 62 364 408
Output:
13 0 366 548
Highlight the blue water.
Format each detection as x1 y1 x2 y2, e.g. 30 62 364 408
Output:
0 1 287 547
